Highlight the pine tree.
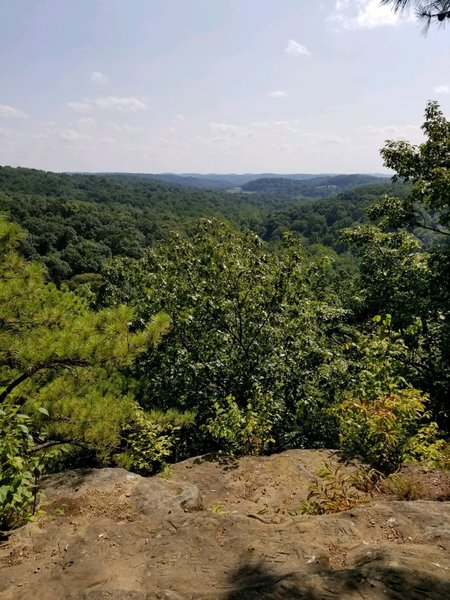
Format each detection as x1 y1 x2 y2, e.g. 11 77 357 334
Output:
0 216 169 527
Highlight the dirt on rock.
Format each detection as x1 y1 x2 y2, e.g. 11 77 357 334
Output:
1 449 449 599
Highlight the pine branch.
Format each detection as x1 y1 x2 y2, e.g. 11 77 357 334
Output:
381 0 450 31
0 370 40 403
0 358 90 403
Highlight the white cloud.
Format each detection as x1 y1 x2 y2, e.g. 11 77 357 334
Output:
93 96 147 112
168 113 186 134
0 127 13 137
75 117 97 128
67 101 92 113
68 96 146 114
111 123 143 133
362 123 421 139
209 121 263 138
59 129 94 143
269 90 288 98
90 71 110 85
209 122 240 134
194 135 231 147
157 137 189 149
433 84 450 94
285 39 311 57
197 120 350 159
208 119 304 140
0 104 28 118
330 0 404 30
300 131 350 145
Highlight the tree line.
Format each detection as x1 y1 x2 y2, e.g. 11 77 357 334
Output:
0 166 406 284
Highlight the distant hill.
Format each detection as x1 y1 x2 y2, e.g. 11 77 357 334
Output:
120 173 333 191
259 182 409 250
241 174 388 198
0 166 310 282
93 172 387 192
0 165 396 284
129 173 234 191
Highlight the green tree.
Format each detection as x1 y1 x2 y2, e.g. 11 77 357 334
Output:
0 217 170 448
343 102 450 425
0 216 170 527
100 220 348 452
373 101 450 235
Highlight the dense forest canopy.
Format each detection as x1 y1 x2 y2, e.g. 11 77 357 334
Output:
241 174 387 198
98 172 380 192
0 165 401 283
1 101 449 529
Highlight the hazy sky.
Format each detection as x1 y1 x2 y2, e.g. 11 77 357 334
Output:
1 0 449 173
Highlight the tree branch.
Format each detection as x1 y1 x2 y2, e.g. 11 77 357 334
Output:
414 219 450 236
0 370 39 404
0 358 91 404
28 440 68 454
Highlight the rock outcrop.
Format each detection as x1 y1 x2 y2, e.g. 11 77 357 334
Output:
1 450 449 599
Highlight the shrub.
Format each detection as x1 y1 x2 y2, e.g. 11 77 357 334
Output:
204 387 281 456
116 407 195 475
0 404 59 530
298 462 372 515
334 315 444 473
381 474 425 501
0 406 38 529
335 387 444 473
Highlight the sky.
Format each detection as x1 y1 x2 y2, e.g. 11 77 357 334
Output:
1 0 449 174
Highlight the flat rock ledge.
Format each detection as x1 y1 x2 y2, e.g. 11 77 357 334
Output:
0 450 449 599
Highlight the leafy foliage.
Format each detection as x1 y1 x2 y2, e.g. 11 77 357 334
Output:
298 462 378 515
204 388 280 456
261 182 408 249
375 101 450 234
1 101 450 530
336 388 444 473
343 102 450 425
116 407 186 475
0 166 309 283
334 316 444 472
0 166 400 285
0 405 41 529
0 216 170 527
100 220 348 452
242 174 386 198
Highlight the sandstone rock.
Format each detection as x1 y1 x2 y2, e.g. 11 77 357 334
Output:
0 450 449 599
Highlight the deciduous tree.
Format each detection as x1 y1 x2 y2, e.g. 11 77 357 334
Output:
342 102 450 424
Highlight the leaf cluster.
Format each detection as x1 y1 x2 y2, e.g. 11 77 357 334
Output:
298 462 376 515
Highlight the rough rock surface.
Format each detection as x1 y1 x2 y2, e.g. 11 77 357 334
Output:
1 450 449 599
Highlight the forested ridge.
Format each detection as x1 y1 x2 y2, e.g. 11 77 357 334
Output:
0 165 400 283
1 102 449 530
0 167 283 282
106 171 379 191
241 173 387 197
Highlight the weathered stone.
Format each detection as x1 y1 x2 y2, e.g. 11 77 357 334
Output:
0 450 449 599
